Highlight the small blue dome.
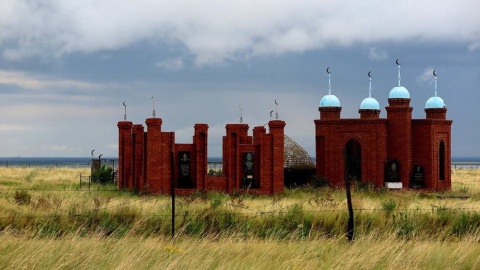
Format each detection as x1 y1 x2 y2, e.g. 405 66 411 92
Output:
360 97 380 110
389 86 410 99
319 94 340 107
425 96 445 109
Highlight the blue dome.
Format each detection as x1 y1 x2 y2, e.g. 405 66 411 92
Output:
389 86 410 99
360 97 380 110
425 96 445 109
319 94 340 107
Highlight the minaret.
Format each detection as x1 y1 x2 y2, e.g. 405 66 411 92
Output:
385 59 412 187
425 70 447 119
318 67 341 119
359 71 381 119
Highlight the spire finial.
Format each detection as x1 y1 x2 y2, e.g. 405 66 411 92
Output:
396 59 401 86
326 67 332 95
123 101 127 121
151 96 156 118
239 105 243 123
275 99 279 120
433 69 438 97
368 71 372 98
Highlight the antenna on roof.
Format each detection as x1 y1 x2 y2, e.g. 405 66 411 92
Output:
151 96 156 118
326 67 332 95
368 71 372 98
123 101 127 121
433 69 438 97
239 105 243 123
396 59 401 86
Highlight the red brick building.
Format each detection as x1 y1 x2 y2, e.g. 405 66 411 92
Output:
315 66 452 190
117 118 285 195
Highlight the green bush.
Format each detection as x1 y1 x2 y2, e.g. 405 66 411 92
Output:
91 165 114 184
14 190 32 205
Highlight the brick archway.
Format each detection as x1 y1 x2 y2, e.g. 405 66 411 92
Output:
439 140 445 180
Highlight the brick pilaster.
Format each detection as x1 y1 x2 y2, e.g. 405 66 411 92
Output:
117 121 133 190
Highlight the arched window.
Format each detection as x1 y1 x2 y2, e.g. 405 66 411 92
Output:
439 140 445 180
344 139 362 181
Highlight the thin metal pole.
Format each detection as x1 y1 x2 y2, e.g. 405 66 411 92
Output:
171 133 175 239
345 178 354 242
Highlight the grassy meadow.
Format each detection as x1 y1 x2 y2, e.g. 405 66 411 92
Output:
1 167 480 269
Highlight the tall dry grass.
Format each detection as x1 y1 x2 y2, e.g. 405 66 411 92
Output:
1 167 480 269
1 232 480 269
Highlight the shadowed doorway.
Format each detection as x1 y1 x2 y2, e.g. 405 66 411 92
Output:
344 139 362 182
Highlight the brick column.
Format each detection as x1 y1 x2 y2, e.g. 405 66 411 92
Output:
117 121 133 190
145 118 162 193
268 120 286 194
132 124 144 192
194 124 209 190
224 124 249 192
253 126 266 190
386 98 413 187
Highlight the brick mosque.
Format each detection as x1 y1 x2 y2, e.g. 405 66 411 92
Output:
117 62 452 194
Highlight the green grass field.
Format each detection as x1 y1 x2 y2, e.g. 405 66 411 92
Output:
1 167 480 269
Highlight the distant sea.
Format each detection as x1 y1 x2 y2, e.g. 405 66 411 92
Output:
0 157 223 167
0 156 477 168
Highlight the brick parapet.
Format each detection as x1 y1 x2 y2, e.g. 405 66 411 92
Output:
425 108 447 120
319 107 341 119
359 109 380 119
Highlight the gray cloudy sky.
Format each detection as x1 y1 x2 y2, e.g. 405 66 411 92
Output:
0 0 479 158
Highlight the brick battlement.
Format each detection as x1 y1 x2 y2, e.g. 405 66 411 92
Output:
118 119 285 195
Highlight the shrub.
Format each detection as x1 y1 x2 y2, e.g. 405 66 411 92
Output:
91 165 114 184
14 190 32 205
308 175 329 188
381 199 397 213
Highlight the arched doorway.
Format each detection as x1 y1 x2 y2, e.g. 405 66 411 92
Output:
344 139 362 181
439 140 445 180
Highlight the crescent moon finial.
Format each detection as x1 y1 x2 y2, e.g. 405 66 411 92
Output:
368 71 371 77
275 99 278 105
396 59 400 65
91 149 95 157
270 110 274 118
98 154 103 160
123 101 127 121
326 67 330 74
433 69 437 76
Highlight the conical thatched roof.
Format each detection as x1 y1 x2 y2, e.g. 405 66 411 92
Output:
284 135 315 169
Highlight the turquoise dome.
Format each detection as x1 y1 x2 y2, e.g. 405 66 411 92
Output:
425 96 445 109
389 86 410 99
360 97 380 110
319 94 340 107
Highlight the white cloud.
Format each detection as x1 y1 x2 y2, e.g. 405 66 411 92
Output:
0 124 32 132
41 145 73 152
1 0 479 65
0 70 102 90
155 57 185 71
368 47 388 61
417 66 435 85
